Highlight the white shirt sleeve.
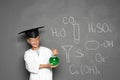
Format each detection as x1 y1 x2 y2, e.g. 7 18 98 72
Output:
24 52 39 74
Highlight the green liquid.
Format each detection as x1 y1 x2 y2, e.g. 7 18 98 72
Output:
49 56 60 66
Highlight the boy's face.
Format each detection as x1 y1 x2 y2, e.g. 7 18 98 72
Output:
27 36 40 48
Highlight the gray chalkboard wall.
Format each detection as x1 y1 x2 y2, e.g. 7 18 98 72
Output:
0 0 120 80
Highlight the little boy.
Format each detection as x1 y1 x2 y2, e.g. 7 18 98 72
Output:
19 26 58 80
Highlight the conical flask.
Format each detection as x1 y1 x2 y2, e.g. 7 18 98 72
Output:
49 56 60 66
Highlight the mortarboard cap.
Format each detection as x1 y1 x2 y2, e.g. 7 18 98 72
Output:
18 26 44 38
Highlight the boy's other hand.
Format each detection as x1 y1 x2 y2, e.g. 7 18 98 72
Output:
52 49 58 55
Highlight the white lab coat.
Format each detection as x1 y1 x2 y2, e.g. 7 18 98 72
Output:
24 46 53 80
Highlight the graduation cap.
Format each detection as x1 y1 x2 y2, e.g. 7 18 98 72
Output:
18 26 45 38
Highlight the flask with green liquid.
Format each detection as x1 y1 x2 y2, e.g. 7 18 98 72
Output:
49 56 60 66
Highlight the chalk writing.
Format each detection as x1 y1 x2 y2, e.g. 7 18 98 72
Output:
80 64 100 75
69 64 79 75
76 49 85 58
72 23 80 44
69 64 100 75
101 40 113 48
95 53 108 63
69 16 77 25
61 45 73 63
84 40 100 50
51 27 66 38
63 17 69 24
63 16 76 25
51 28 58 37
62 16 80 44
84 40 114 50
51 16 112 78
88 23 112 33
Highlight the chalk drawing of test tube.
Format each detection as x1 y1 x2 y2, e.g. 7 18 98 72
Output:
72 23 80 44
84 40 100 50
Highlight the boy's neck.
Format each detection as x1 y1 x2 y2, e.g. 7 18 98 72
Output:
32 46 40 50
